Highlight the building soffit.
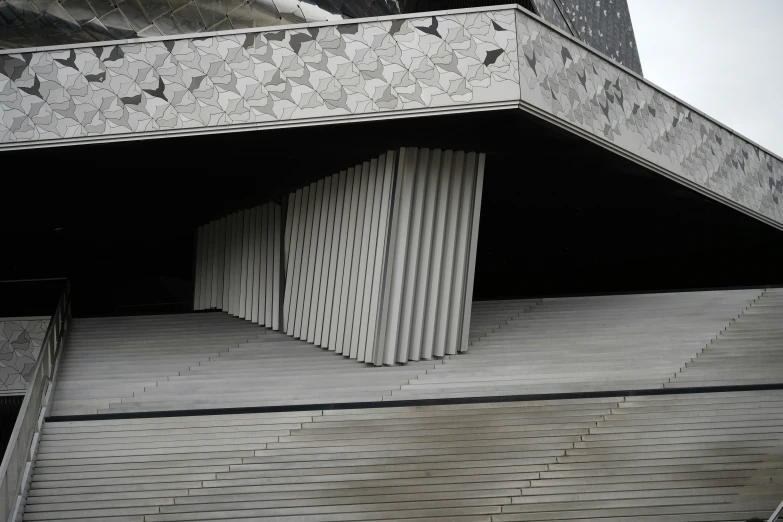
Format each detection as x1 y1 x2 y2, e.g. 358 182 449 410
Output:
0 5 781 231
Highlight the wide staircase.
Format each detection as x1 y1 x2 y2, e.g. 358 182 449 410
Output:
394 289 764 400
674 288 783 387
23 392 783 521
50 314 430 416
20 288 783 521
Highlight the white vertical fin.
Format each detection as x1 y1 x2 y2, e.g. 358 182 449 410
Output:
459 153 485 353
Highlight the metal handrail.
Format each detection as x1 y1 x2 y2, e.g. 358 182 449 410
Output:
768 499 783 522
0 278 66 283
0 281 70 522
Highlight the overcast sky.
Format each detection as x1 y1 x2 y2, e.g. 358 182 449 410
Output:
626 0 783 157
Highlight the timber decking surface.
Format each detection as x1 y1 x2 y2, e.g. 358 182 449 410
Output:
25 289 783 521
49 289 783 416
25 392 783 521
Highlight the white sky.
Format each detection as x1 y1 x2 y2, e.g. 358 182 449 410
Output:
627 0 783 157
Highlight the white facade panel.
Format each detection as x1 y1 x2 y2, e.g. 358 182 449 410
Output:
313 176 335 347
351 160 377 360
322 171 346 350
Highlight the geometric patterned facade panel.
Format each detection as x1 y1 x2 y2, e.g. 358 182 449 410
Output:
0 10 520 146
0 0 400 49
532 0 642 74
514 10 783 227
0 6 781 229
0 318 49 393
530 0 572 35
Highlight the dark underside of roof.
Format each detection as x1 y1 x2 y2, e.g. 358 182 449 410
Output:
1 110 780 317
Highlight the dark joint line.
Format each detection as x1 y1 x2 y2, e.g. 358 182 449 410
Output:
45 382 783 423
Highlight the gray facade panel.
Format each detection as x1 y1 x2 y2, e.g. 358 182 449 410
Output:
0 0 401 49
0 318 49 392
532 0 642 75
560 0 642 74
0 10 520 145
515 9 783 228
532 0 572 35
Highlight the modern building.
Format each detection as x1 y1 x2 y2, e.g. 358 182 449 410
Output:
2 0 783 521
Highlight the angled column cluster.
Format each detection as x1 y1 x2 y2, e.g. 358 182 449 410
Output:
282 152 396 362
193 202 283 330
193 147 485 365
374 148 485 365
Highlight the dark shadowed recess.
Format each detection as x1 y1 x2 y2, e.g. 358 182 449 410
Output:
1 109 781 316
0 281 64 318
0 395 23 458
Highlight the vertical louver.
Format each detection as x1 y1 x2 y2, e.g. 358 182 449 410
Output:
283 153 397 362
374 148 485 364
194 147 485 364
193 202 282 331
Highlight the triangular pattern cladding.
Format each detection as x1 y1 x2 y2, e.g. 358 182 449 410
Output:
0 11 519 144
0 0 401 51
531 0 574 36
532 0 643 75
514 10 783 227
0 319 50 392
0 8 781 228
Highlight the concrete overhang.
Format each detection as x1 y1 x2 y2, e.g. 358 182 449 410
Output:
1 5 781 230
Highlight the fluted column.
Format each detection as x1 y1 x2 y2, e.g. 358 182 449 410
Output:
193 147 485 364
193 202 282 331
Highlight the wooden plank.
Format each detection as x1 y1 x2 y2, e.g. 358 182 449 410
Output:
355 159 380 360
303 180 324 342
314 176 335 347
410 149 441 361
286 188 308 336
238 209 252 319
216 217 227 311
459 153 485 353
346 162 371 358
329 170 353 352
398 149 428 363
335 167 361 356
252 205 264 324
308 179 330 344
266 203 276 329
283 192 302 330
422 151 452 360
321 172 345 349
446 152 476 355
193 226 204 310
366 152 395 364
381 148 416 366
